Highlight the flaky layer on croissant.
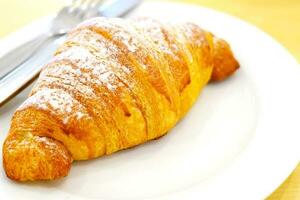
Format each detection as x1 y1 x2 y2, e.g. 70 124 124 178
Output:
2 17 239 181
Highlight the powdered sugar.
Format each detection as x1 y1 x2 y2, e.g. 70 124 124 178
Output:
17 17 205 126
54 32 135 90
18 88 88 124
80 18 143 54
134 18 173 55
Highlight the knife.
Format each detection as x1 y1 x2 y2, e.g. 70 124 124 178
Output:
0 0 142 106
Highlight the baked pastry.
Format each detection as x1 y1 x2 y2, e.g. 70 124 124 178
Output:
2 17 239 181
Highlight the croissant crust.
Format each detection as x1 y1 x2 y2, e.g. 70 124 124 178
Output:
2 17 239 181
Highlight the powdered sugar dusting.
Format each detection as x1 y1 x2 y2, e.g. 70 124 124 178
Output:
18 88 89 124
182 23 206 47
17 17 202 126
166 24 194 62
77 18 153 71
53 33 134 90
134 18 173 55
53 46 114 90
76 17 139 53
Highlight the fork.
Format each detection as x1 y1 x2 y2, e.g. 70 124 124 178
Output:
0 0 103 78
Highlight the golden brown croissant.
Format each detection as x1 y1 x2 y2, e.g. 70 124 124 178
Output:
2 17 239 181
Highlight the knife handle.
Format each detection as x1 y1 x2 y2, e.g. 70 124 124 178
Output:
0 34 50 78
0 36 63 106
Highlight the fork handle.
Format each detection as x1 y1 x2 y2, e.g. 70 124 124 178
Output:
0 35 63 106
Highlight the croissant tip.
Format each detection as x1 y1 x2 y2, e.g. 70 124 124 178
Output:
3 133 72 181
210 37 240 82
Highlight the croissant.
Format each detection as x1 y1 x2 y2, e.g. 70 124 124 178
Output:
2 17 239 181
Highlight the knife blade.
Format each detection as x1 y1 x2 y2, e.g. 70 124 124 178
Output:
0 0 143 106
100 0 142 17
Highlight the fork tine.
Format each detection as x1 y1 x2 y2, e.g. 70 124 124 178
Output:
93 0 104 8
70 0 82 8
74 0 102 20
78 0 89 7
85 0 96 9
67 0 104 20
74 0 93 19
84 0 104 17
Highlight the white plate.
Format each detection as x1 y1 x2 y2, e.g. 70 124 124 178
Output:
0 1 299 199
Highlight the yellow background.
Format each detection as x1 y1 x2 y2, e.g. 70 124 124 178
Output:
0 0 299 199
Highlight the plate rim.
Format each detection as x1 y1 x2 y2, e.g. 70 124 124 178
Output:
0 1 299 199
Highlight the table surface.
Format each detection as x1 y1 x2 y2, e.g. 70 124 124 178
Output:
0 0 299 199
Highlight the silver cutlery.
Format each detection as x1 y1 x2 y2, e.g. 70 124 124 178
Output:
0 0 142 106
0 0 103 78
